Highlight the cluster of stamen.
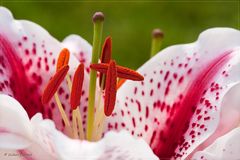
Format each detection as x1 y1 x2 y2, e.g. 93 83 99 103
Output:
41 34 144 140
40 10 167 141
40 11 166 141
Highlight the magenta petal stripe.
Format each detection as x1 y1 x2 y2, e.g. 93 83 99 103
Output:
155 50 232 158
0 35 44 117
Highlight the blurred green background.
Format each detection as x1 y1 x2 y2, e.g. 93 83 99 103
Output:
1 1 239 69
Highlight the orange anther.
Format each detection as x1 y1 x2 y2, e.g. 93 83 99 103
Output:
90 63 144 81
42 65 69 104
70 64 85 110
99 36 112 89
56 48 70 72
104 60 117 116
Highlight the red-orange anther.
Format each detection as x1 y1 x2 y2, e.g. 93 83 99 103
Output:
90 63 144 81
70 63 85 110
100 36 112 63
56 48 70 71
104 60 117 116
99 36 112 89
42 65 69 104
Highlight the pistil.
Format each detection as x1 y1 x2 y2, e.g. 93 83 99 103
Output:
150 28 164 57
87 12 104 140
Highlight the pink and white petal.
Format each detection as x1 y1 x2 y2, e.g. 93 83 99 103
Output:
0 7 91 132
188 83 240 158
0 94 32 150
0 94 158 160
31 114 158 160
55 130 158 160
31 114 154 160
0 7 65 118
27 114 61 160
0 95 59 159
62 34 92 73
106 28 240 159
192 127 240 160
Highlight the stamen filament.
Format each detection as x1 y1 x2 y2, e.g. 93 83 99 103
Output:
87 12 104 140
54 93 72 136
66 74 72 91
93 106 105 141
150 28 164 57
72 111 79 139
76 107 85 139
72 108 85 139
93 77 105 141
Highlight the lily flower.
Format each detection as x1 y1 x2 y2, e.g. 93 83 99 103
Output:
0 6 240 160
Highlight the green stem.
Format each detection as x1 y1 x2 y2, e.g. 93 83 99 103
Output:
87 18 104 141
150 29 164 58
150 37 162 57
